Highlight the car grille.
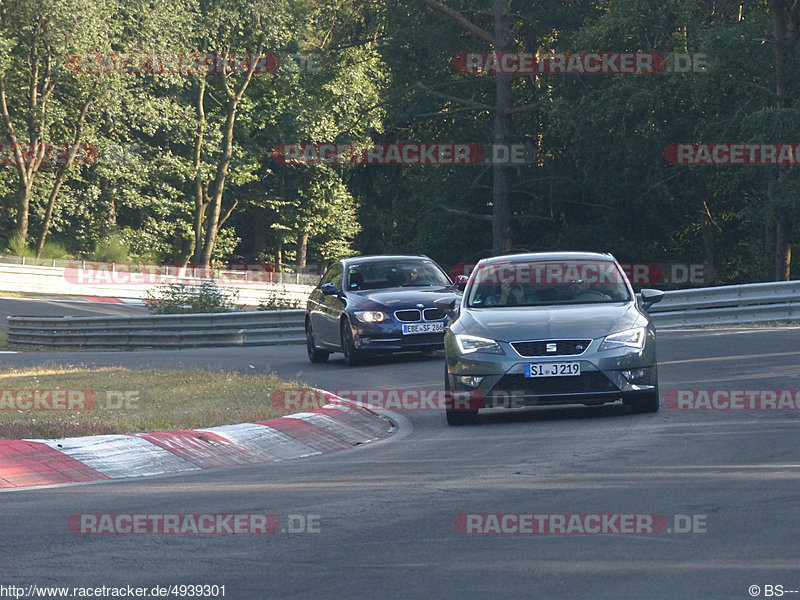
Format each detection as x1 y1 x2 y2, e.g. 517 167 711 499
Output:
511 339 591 357
395 309 422 322
423 308 446 320
492 372 618 396
395 308 445 322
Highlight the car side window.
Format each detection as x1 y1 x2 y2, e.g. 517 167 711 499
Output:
320 263 343 289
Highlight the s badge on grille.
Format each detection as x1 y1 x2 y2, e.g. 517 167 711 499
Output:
546 343 558 352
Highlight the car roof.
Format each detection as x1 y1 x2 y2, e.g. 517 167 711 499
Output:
341 255 433 267
475 251 617 266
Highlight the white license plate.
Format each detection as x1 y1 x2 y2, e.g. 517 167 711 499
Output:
525 362 581 377
402 322 445 335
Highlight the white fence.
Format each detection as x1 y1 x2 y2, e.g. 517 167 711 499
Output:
0 261 316 307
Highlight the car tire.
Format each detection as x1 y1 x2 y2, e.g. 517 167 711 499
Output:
341 319 363 367
444 365 478 425
623 388 660 413
306 321 329 363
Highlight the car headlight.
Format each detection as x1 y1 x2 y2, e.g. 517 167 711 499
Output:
455 334 505 355
599 327 646 351
354 311 389 323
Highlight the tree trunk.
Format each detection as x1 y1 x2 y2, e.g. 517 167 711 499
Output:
701 206 717 285
296 231 309 270
417 0 511 255
14 183 31 242
191 78 207 264
0 76 38 244
768 0 797 280
199 57 260 266
775 209 791 280
253 211 265 258
35 92 94 257
199 100 234 265
491 0 512 255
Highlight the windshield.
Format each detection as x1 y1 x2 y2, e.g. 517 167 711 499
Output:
466 260 631 308
346 260 451 291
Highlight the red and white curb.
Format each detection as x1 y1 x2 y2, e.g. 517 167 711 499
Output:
0 398 393 489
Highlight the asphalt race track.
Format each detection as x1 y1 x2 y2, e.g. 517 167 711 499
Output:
3 324 800 600
0 297 148 332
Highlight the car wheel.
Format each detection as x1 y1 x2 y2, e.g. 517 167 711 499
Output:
341 319 362 367
444 365 478 425
306 321 329 363
623 388 660 413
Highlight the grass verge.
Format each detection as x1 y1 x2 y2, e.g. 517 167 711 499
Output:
0 366 310 439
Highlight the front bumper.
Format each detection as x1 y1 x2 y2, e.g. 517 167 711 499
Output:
446 337 657 408
350 318 448 353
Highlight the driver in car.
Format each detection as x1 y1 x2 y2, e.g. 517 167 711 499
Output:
404 267 430 286
568 278 611 301
485 282 525 306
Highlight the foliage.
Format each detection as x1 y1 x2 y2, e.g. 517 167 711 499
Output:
6 233 34 258
145 281 239 314
38 240 72 260
1 0 798 283
90 233 131 263
257 288 303 310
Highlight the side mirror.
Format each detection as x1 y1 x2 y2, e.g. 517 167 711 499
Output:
639 288 665 310
454 275 468 291
435 297 459 320
320 282 339 295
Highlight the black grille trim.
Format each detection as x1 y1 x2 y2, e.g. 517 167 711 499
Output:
511 339 591 357
395 309 422 322
423 308 446 321
493 372 619 396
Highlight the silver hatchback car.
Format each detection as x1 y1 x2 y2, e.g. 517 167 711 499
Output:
437 252 664 425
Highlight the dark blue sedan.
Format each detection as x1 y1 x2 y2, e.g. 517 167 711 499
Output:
305 255 462 366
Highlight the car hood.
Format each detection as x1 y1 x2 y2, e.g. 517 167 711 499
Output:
458 302 644 342
350 287 459 309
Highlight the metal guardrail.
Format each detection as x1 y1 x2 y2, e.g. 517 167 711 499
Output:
648 280 800 328
7 280 800 348
7 310 306 349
